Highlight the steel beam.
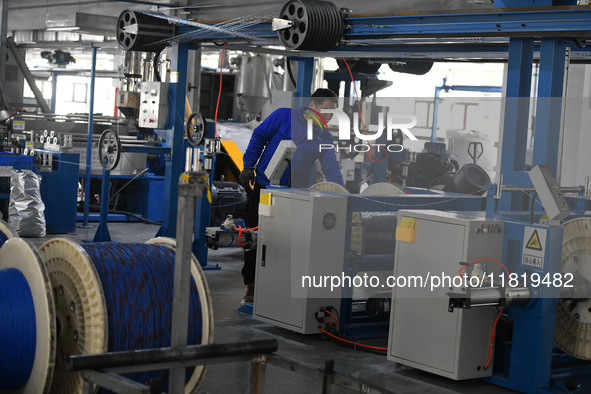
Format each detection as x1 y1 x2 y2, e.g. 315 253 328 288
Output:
345 9 591 39
498 38 534 211
158 43 189 238
83 44 97 227
6 37 51 113
532 38 568 178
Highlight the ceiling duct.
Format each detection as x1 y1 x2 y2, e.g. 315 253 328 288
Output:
46 12 117 36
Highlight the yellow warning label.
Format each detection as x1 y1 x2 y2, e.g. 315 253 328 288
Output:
526 230 543 251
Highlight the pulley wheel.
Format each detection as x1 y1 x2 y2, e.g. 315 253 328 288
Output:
186 112 206 146
278 0 343 51
98 129 121 171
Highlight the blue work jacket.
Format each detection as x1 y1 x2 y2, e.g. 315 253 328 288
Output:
242 108 344 188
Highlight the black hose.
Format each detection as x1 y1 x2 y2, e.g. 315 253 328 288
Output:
153 50 162 82
286 57 297 88
89 204 162 226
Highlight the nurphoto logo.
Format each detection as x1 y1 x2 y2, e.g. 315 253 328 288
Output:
306 109 418 154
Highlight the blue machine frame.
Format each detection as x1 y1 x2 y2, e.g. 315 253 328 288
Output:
121 3 591 391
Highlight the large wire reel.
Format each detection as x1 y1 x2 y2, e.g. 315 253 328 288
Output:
39 237 213 394
277 0 343 51
555 218 591 359
117 10 174 52
98 129 121 171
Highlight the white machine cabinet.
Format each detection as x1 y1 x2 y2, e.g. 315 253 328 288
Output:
388 210 504 380
253 189 348 334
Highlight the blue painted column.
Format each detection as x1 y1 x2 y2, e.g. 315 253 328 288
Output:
294 57 314 108
532 38 567 176
93 169 111 242
158 43 189 238
498 38 534 211
82 44 97 227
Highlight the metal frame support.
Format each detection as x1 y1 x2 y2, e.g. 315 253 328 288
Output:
498 38 534 211
169 171 205 394
0 0 8 87
249 355 267 394
158 43 189 238
532 38 568 177
83 44 97 227
93 169 112 242
6 36 51 113
50 71 60 114
294 57 314 108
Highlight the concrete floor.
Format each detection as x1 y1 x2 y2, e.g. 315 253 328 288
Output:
28 222 514 394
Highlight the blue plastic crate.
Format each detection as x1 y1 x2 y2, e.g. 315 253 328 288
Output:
0 153 33 169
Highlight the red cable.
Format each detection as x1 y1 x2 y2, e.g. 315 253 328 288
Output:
457 257 508 371
484 309 503 370
214 43 227 139
319 327 387 351
457 257 510 278
324 309 339 325
233 225 258 247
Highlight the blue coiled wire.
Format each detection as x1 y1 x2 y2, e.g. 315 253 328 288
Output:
0 268 37 390
0 230 9 248
80 242 203 389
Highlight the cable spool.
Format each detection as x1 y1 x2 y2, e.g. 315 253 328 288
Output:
0 219 18 248
39 237 213 394
117 10 174 52
361 182 405 196
351 212 397 256
278 0 343 51
350 183 401 255
0 238 57 394
555 218 591 360
309 181 350 194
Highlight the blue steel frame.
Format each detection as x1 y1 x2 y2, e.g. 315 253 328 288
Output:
152 6 590 390
431 78 502 142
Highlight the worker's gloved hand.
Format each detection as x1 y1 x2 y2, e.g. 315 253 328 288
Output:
239 167 255 188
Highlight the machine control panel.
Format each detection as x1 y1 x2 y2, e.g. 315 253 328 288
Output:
139 82 169 129
475 223 502 234
529 165 570 222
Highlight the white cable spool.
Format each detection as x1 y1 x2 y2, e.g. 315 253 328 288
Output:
555 218 591 360
309 181 350 194
38 237 213 394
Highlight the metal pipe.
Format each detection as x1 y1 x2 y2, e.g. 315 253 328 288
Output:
6 37 51 113
66 340 278 372
83 44 97 227
501 185 582 193
0 0 7 87
585 176 590 199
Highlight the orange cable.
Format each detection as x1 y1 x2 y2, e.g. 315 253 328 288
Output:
214 43 227 139
319 327 387 351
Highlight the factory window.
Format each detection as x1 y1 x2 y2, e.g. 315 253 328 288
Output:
23 80 53 100
73 83 88 103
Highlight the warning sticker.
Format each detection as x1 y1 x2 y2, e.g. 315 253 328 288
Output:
526 230 543 251
521 227 547 270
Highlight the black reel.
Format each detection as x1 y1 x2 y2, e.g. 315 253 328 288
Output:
117 10 174 52
278 0 343 51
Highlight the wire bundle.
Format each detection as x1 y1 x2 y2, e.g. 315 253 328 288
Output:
351 212 397 255
80 242 203 389
0 268 37 390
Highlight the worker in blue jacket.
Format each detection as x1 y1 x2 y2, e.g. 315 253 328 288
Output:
238 88 344 304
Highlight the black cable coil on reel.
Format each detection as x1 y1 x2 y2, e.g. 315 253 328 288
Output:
278 0 344 51
117 10 174 52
